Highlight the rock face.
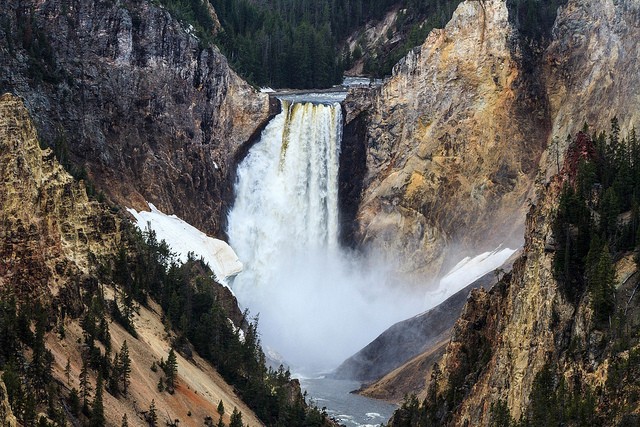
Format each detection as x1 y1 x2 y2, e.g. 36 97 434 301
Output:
348 0 549 280
0 93 120 303
341 0 640 411
546 0 640 154
0 378 17 427
409 141 584 425
386 130 640 425
0 0 270 236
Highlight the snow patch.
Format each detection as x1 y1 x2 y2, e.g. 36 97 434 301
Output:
126 203 243 286
424 246 517 309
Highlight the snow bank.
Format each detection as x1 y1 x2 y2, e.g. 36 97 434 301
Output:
126 203 243 285
424 246 517 309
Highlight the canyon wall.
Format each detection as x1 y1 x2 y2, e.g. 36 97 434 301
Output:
0 0 270 236
347 0 549 281
343 0 640 416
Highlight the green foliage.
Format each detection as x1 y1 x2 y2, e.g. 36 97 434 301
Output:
89 374 106 427
211 0 461 87
156 0 217 46
523 364 598 426
0 295 58 425
489 400 514 427
588 245 616 325
148 399 158 427
69 388 81 416
229 407 244 427
552 122 640 327
164 348 178 393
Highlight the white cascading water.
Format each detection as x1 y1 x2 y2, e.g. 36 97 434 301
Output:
228 98 425 373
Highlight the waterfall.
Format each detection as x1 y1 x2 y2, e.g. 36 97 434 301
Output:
228 97 424 373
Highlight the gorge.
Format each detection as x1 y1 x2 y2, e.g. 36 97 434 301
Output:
227 94 426 373
2 0 640 425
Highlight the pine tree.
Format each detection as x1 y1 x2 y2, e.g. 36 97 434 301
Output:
121 413 129 427
65 357 71 385
229 408 244 427
217 399 226 427
79 357 92 409
148 399 158 427
89 374 105 427
590 245 617 325
165 348 178 393
69 387 81 415
120 340 132 394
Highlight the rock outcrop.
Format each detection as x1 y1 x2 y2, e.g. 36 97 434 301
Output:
347 0 549 281
0 0 270 236
0 378 17 427
544 0 640 173
0 92 120 304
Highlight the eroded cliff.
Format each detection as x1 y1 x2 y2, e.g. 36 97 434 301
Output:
342 0 640 414
348 0 549 281
0 0 270 235
0 92 120 303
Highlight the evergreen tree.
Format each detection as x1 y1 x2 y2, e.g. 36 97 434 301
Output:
589 245 617 326
122 414 129 427
89 374 105 427
65 357 71 385
79 357 92 409
217 399 226 427
69 387 81 416
165 348 178 393
120 340 132 394
148 399 158 427
229 408 244 427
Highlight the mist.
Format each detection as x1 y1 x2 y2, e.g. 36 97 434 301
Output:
226 98 519 374
231 247 426 374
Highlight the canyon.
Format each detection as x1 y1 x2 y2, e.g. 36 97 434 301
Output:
2 0 640 425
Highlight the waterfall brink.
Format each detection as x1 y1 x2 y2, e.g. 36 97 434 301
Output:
228 98 423 373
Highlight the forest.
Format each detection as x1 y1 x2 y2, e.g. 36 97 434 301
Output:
156 0 570 88
158 0 463 88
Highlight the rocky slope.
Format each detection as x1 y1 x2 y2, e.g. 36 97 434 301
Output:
333 271 498 384
0 92 264 426
0 92 120 304
387 131 640 426
0 0 271 236
339 0 640 409
346 0 549 281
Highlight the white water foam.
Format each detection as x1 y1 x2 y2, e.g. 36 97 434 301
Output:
227 100 424 373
